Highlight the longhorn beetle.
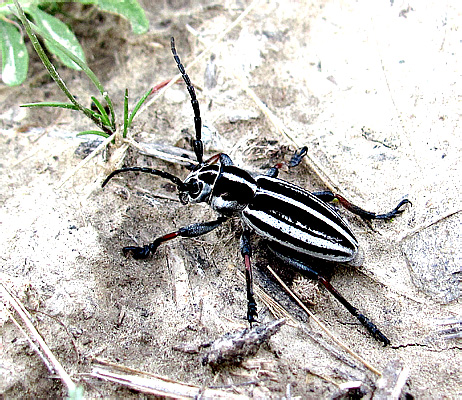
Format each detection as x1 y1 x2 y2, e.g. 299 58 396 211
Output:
103 38 410 346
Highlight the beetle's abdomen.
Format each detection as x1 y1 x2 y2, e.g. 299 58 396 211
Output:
242 176 358 262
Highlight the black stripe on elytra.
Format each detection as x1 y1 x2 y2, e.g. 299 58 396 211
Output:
256 176 355 239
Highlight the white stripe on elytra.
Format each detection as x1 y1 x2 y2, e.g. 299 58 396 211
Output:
221 171 258 192
257 187 357 246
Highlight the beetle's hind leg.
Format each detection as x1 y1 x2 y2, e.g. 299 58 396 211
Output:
312 191 411 220
268 244 391 345
263 145 410 220
317 275 391 345
240 229 258 325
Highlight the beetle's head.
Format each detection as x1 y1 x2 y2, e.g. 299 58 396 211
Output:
179 163 219 205
102 156 224 206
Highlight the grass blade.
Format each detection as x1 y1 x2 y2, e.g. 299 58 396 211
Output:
77 130 110 138
123 88 129 138
127 87 151 129
21 102 79 110
90 96 111 127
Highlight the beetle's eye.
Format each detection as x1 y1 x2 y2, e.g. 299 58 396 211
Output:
188 180 202 197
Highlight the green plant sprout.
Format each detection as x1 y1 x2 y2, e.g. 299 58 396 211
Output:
12 0 151 139
1 0 148 86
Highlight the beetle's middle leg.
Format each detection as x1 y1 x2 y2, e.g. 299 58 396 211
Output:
123 216 228 259
240 229 258 325
312 191 411 220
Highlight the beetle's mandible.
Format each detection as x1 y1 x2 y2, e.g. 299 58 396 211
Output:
103 37 411 346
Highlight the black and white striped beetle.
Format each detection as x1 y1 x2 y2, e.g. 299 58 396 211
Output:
103 38 410 346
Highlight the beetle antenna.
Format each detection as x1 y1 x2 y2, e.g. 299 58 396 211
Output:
102 167 185 190
171 37 204 164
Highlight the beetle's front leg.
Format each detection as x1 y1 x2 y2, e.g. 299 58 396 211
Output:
266 147 308 177
124 216 228 259
240 229 258 325
312 191 411 221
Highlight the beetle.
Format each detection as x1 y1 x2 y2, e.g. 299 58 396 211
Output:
102 38 410 346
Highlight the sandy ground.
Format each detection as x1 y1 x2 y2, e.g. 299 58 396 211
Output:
1 0 461 398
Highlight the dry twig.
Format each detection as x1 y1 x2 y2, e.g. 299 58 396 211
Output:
90 358 249 399
373 360 410 399
0 282 79 395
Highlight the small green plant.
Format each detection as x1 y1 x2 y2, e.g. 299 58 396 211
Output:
1 0 148 86
11 0 151 140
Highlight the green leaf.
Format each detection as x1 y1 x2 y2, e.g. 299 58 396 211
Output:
26 6 86 70
24 17 116 131
97 0 148 34
14 5 112 124
12 1 108 129
0 18 29 86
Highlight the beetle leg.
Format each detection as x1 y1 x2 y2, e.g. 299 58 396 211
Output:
265 164 282 178
240 229 258 325
317 276 391 346
268 244 390 345
288 146 308 168
123 216 228 259
311 191 411 221
334 194 411 220
203 153 233 166
266 146 308 177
